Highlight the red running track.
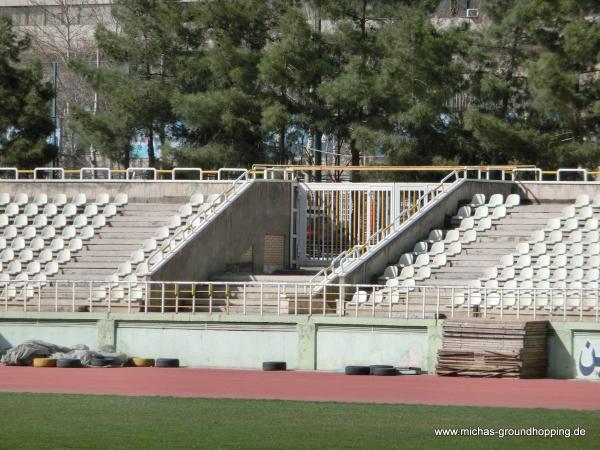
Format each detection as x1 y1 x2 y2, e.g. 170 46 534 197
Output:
0 366 599 410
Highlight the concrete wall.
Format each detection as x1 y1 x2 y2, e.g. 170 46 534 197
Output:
151 181 292 280
340 180 519 285
0 180 231 203
517 182 600 203
0 312 439 372
1 311 598 379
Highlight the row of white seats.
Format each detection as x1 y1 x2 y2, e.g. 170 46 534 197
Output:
0 192 127 208
452 193 521 221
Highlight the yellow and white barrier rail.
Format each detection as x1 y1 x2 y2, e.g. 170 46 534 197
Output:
0 165 597 182
1 279 600 322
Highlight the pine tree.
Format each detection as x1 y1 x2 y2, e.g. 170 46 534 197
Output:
0 15 57 168
170 0 286 168
463 0 600 168
258 7 332 163
71 0 181 168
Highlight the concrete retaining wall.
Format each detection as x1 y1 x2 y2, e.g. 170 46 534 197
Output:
151 181 292 280
0 312 597 378
0 180 232 203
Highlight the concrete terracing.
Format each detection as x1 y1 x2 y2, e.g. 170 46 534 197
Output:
57 202 182 280
427 203 566 286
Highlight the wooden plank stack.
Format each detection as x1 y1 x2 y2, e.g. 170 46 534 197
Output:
436 319 548 378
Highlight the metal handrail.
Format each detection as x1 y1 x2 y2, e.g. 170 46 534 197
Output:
310 170 463 284
2 279 598 322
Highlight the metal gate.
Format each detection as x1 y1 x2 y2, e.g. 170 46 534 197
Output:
294 183 436 266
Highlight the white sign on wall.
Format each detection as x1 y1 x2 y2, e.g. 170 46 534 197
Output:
574 333 600 379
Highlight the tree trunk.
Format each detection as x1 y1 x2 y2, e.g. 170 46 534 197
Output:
278 126 286 164
314 130 322 182
147 128 157 168
351 139 361 182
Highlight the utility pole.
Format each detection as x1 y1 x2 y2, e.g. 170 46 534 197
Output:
313 3 322 181
51 61 58 167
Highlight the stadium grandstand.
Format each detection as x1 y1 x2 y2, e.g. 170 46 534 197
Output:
0 164 598 378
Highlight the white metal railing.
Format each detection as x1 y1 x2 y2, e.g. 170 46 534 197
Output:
1 280 599 321
145 171 253 273
0 165 598 182
310 170 464 285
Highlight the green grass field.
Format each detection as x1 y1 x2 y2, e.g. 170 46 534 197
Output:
0 393 598 449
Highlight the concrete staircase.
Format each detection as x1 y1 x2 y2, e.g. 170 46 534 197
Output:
54 202 182 281
426 203 566 286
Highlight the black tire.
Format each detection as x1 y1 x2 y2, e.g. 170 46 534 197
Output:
262 361 287 371
56 358 82 368
369 365 394 375
371 367 398 376
345 365 371 375
155 358 180 368
90 357 116 367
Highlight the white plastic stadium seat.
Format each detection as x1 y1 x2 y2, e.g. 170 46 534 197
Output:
167 215 181 230
52 193 67 207
68 238 83 253
62 203 77 218
13 214 28 229
29 237 44 252
190 194 205 207
5 203 19 218
492 206 506 220
398 266 415 281
154 226 170 241
38 249 52 264
453 206 471 221
113 193 128 207
429 241 445 256
32 215 48 229
23 204 38 217
397 253 413 269
51 214 67 229
0 248 14 263
413 266 431 281
72 193 87 207
3 225 17 240
11 238 25 252
42 203 57 217
130 249 145 265
0 193 10 206
473 206 489 220
41 225 56 241
57 249 71 264
142 238 157 253
32 193 47 207
461 229 477 244
103 204 117 218
135 263 149 276
178 204 193 219
14 193 28 206
475 217 492 232
458 217 474 232
575 194 590 208
412 241 428 256
83 204 98 217
44 261 58 276
561 206 576 220
80 226 94 241
49 237 64 253
430 253 446 269
446 241 461 257
0 214 8 228
73 214 87 229
61 225 76 240
117 262 132 277
95 193 110 207
504 194 521 208
426 229 444 244
91 215 106 229
414 253 430 268
22 225 36 241
18 249 33 263
469 194 486 208
487 194 503 208
378 266 399 283
444 229 459 243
